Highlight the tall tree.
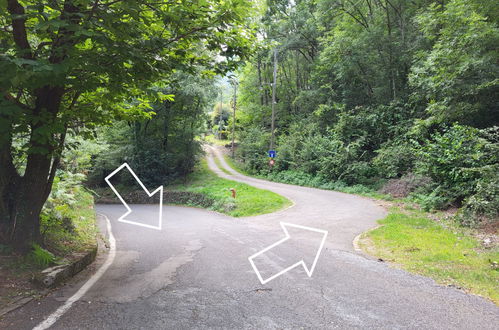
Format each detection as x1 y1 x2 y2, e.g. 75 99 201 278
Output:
409 0 499 127
0 0 255 251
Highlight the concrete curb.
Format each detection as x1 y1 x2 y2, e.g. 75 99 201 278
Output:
352 232 364 252
0 246 98 318
34 246 98 288
352 224 383 255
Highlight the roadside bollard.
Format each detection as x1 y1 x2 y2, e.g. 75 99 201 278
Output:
230 188 236 199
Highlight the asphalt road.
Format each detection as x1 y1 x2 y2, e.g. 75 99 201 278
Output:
1 146 498 329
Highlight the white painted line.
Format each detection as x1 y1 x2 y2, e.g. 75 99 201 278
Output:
105 163 163 230
33 214 116 330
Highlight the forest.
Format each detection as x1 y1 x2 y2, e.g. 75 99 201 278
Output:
234 0 498 228
0 0 497 260
0 0 254 252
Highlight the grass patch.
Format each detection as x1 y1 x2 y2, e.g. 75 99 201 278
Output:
213 156 232 175
26 244 56 268
223 155 253 176
360 208 499 304
172 160 291 217
202 134 232 146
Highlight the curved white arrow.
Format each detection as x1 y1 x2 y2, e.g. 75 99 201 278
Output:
105 163 163 230
248 222 328 284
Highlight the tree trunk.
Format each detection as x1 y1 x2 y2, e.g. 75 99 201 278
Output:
1 1 79 252
0 137 21 244
0 87 64 252
257 57 264 106
0 152 52 252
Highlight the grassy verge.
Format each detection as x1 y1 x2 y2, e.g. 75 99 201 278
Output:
92 158 291 217
173 160 291 217
0 187 97 311
223 154 253 176
359 207 499 304
213 156 232 175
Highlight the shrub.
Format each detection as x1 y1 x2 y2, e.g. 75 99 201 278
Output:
264 169 377 196
41 171 87 239
457 164 499 227
267 170 325 187
272 122 321 172
236 127 270 172
410 188 455 211
413 124 497 208
373 139 416 178
315 136 374 184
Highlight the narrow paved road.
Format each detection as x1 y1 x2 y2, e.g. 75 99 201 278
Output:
2 147 498 329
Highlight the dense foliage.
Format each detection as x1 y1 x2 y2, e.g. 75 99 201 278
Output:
235 0 498 226
88 70 216 187
0 0 255 250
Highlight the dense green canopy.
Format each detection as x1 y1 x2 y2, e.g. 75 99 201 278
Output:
0 0 255 249
235 0 498 225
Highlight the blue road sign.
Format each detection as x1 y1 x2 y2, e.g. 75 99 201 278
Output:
268 150 276 158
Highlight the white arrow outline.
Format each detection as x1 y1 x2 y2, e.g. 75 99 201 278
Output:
105 163 163 230
248 222 328 284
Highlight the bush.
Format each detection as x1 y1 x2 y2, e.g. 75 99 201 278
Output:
315 136 374 184
269 122 375 185
218 130 229 140
410 188 456 211
413 124 497 208
272 122 319 172
457 165 499 227
88 120 203 188
264 169 377 196
267 170 325 187
373 139 416 178
236 127 270 172
41 171 87 239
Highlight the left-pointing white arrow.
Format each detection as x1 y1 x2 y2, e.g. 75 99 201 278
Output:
105 163 163 230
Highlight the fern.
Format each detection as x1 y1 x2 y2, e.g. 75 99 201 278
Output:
27 244 55 268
